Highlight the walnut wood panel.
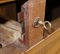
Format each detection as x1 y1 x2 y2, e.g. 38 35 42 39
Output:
20 0 46 47
24 28 60 54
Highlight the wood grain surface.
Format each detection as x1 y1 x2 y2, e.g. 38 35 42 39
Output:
25 28 60 54
19 0 46 47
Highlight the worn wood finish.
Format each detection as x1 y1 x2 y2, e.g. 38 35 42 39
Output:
19 0 46 47
24 28 60 54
